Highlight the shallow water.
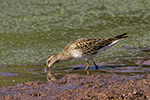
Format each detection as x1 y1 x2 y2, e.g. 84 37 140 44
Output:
0 0 150 86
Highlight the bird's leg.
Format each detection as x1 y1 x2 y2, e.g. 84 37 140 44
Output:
85 70 90 75
93 61 98 69
85 61 90 70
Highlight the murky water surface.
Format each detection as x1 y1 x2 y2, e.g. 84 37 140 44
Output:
0 0 150 86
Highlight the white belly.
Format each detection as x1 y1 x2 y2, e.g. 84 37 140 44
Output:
72 49 82 58
72 49 96 61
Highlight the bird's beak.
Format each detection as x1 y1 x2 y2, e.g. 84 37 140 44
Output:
45 64 50 72
45 66 49 72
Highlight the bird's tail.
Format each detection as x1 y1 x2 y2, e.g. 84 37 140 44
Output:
114 33 128 40
98 33 128 46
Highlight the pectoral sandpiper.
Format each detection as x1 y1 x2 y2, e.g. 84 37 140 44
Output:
46 33 128 71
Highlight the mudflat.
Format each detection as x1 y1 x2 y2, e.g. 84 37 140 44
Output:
0 71 150 100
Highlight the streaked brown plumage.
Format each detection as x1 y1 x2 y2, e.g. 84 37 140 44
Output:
46 33 128 71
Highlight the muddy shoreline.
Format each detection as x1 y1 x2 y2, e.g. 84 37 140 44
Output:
0 72 150 100
0 58 150 100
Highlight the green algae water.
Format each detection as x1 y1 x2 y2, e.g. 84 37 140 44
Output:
0 0 150 86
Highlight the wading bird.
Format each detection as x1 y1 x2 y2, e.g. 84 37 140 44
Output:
46 33 128 71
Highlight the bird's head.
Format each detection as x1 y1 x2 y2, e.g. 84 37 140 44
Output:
45 54 60 71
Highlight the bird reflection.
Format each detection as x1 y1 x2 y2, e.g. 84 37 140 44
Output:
46 71 56 82
46 68 91 81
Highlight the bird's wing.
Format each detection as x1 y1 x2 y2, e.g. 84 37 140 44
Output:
75 33 128 55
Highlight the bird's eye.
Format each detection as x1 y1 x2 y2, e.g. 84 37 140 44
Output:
48 60 51 63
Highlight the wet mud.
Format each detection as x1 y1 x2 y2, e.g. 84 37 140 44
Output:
0 70 150 100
